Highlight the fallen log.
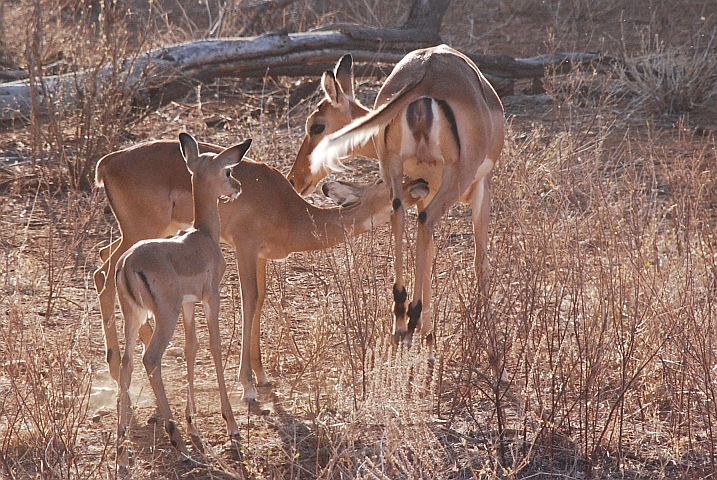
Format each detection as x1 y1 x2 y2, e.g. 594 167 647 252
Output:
0 29 433 124
0 28 621 124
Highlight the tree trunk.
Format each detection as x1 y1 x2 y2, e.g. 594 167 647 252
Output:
404 0 451 31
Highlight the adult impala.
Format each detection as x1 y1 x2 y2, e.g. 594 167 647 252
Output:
94 138 429 402
116 133 248 465
287 45 505 355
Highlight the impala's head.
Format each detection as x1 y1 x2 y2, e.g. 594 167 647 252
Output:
288 53 362 196
322 178 430 210
179 132 251 202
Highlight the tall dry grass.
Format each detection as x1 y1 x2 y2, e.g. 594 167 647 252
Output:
2 1 717 478
0 187 109 477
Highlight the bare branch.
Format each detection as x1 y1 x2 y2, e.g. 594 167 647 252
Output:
0 28 621 125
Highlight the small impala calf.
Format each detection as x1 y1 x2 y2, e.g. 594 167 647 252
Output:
115 133 250 465
95 139 429 404
287 45 505 362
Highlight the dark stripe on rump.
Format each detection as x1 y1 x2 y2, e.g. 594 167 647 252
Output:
137 270 156 307
118 267 139 306
436 99 460 155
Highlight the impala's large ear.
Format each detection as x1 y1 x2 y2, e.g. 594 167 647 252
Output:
334 54 354 98
179 132 200 168
321 70 341 106
322 180 361 207
218 138 252 168
407 178 430 200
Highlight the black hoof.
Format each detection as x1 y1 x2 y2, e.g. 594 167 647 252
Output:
248 400 271 416
189 433 205 453
407 301 423 334
229 436 244 461
178 451 205 467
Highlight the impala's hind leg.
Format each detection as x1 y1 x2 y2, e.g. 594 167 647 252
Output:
116 302 146 468
142 307 189 458
469 173 506 383
181 302 203 449
95 238 154 382
386 156 410 345
418 232 436 361
94 238 125 383
469 174 491 290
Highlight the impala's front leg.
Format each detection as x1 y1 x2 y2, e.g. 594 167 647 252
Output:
181 302 202 447
204 293 241 440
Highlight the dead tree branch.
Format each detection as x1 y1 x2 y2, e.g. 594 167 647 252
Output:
0 28 621 124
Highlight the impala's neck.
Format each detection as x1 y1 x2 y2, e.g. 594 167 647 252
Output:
191 178 221 241
349 101 378 159
290 197 388 253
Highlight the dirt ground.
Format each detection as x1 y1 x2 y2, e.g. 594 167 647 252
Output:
1 0 717 479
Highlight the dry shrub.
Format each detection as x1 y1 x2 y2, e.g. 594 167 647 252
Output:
0 188 109 478
0 300 105 478
616 30 717 115
2 0 153 190
445 99 717 477
311 341 444 479
3 1 717 478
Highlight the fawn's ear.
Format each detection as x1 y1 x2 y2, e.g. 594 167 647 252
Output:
179 132 200 169
407 178 430 200
334 54 354 98
218 138 252 169
322 180 361 207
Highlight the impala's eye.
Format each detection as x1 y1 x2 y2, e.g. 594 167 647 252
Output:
226 169 231 178
309 123 325 136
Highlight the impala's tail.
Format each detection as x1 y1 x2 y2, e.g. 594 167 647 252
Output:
116 260 155 313
309 74 430 175
95 155 108 188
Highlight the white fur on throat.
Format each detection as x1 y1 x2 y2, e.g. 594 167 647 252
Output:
309 123 381 175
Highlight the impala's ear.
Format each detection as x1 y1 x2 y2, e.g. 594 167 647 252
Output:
218 138 252 168
179 132 200 168
407 178 430 200
321 70 341 106
334 54 354 98
322 180 360 207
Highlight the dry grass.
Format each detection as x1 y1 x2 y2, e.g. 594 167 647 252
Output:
2 0 717 478
615 26 717 116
